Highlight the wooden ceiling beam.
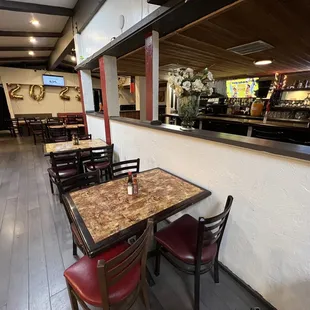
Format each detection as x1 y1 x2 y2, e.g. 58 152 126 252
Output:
0 0 73 16
0 47 53 51
0 31 61 37
0 57 48 62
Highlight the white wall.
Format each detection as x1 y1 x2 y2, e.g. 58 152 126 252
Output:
106 120 310 310
86 115 106 141
78 0 159 61
0 67 101 117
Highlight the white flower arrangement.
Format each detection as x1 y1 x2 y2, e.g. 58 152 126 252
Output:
168 67 214 97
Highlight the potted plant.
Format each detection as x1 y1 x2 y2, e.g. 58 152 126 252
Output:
168 67 214 131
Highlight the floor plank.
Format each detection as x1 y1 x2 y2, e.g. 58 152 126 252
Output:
0 198 17 308
28 208 51 310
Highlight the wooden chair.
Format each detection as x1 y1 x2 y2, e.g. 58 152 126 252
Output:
84 145 114 180
47 117 63 126
47 150 80 195
110 159 140 179
25 117 36 136
30 120 46 145
66 116 78 124
48 126 68 142
57 170 100 256
64 219 153 310
6 119 22 137
154 195 234 310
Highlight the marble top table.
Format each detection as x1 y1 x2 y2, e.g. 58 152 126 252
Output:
43 138 107 155
63 168 211 257
48 124 85 129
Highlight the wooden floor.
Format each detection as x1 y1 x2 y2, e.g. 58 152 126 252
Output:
0 132 271 310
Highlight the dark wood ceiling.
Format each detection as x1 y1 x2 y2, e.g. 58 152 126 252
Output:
117 0 310 79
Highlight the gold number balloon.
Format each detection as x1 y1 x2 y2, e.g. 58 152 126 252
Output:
75 86 81 101
29 85 45 102
8 83 23 100
59 87 70 101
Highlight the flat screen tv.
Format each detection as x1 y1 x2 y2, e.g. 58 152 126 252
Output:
226 77 259 98
42 74 65 87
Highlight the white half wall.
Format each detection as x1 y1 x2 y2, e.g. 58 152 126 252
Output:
87 115 106 141
109 119 310 310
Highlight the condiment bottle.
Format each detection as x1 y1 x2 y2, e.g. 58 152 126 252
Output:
133 174 139 195
127 172 133 195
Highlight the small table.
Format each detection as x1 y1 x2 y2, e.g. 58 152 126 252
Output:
43 138 107 156
63 168 211 257
48 124 85 129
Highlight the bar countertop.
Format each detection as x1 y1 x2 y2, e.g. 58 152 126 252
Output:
110 117 310 162
164 114 310 130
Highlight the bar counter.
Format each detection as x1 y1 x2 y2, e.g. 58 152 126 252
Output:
110 116 310 162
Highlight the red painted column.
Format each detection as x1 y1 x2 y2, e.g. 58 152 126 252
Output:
77 71 88 134
145 31 159 121
99 56 112 145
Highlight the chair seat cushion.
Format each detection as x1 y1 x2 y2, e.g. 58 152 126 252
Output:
155 214 217 264
48 167 78 179
64 242 140 306
85 161 110 170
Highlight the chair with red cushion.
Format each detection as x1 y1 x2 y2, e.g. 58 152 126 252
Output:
57 170 100 256
47 150 80 196
64 220 153 310
110 159 140 179
154 195 233 310
84 145 114 181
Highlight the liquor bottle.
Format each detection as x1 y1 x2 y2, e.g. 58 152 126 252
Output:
127 172 133 195
133 174 139 195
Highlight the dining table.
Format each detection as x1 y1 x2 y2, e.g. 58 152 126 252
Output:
43 138 107 156
62 168 212 258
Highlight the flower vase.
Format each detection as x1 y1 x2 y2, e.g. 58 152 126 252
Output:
178 95 200 131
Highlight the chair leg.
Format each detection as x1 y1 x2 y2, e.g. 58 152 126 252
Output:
66 280 79 310
214 257 219 283
140 280 151 310
72 239 77 257
49 177 54 194
194 268 201 310
33 134 36 145
154 243 161 276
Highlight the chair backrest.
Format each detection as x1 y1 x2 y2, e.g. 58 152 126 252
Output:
58 170 100 196
110 159 140 179
47 117 63 125
30 121 43 132
50 150 80 176
78 134 92 140
49 126 66 138
90 145 114 164
97 219 153 309
196 195 233 263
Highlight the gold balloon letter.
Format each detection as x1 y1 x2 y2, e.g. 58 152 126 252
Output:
29 85 45 102
8 83 23 100
75 86 81 101
59 87 70 101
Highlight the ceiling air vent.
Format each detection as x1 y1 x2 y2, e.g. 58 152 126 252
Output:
227 40 274 56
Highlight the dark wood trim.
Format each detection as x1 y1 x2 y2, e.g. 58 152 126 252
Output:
110 117 310 162
63 167 211 257
0 0 73 16
75 0 238 70
0 57 48 62
0 31 61 37
145 32 154 121
219 262 277 310
0 47 53 51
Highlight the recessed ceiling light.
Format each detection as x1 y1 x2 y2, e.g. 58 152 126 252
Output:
29 37 36 43
28 51 35 56
30 19 40 26
71 55 76 62
254 59 273 66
